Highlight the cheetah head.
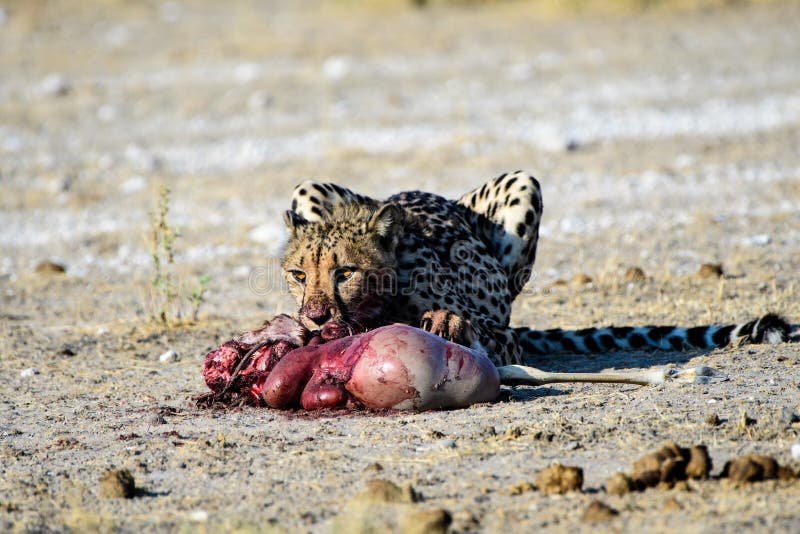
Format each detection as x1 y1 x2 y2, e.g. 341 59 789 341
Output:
281 203 401 340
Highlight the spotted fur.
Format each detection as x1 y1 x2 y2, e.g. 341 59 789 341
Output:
281 171 791 366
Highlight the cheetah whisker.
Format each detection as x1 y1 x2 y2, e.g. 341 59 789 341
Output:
497 364 728 386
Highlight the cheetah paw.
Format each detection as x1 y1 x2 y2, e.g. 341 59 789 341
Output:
420 309 475 346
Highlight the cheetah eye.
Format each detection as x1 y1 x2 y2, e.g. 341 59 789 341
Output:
289 270 306 284
335 267 356 282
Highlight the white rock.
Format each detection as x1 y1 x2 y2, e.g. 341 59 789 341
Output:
744 234 771 247
234 62 262 84
97 105 116 122
232 265 251 279
791 442 800 461
188 510 208 522
38 73 72 97
159 350 179 363
323 56 351 80
20 368 40 378
247 90 273 110
96 327 110 336
119 176 147 194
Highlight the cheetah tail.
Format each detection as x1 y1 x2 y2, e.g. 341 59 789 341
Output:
514 313 794 356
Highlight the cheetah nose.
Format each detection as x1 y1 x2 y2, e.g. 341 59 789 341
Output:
305 307 332 328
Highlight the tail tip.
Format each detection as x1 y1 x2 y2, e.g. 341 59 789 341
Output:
754 313 791 344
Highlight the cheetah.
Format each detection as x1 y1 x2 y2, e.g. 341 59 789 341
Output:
281 171 791 367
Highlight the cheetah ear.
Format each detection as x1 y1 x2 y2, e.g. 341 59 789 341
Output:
368 204 401 249
283 210 309 237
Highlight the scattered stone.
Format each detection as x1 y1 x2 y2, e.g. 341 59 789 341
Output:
605 472 635 496
744 234 771 247
788 442 800 461
662 497 683 512
38 73 72 97
571 273 593 286
352 480 419 504
721 454 797 483
158 349 179 363
188 510 209 523
364 462 384 473
34 260 66 275
581 500 618 523
565 440 581 451
697 263 724 278
778 406 799 424
508 482 535 495
119 176 147 194
150 414 167 425
20 367 40 378
99 469 136 499
624 266 647 283
535 464 583 495
59 345 77 357
322 55 351 80
480 425 496 437
247 90 273 110
685 445 712 479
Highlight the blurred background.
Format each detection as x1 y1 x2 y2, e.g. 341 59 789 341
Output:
1 0 798 327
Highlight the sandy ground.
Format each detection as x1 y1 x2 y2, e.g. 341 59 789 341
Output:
2 0 800 532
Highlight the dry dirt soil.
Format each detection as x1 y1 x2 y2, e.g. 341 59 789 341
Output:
1 1 800 532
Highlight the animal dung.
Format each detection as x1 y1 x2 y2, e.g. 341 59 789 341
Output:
99 469 136 499
534 463 583 495
721 454 798 484
606 442 712 494
697 263 724 278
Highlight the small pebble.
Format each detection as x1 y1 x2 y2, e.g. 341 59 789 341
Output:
565 440 581 451
247 90 273 110
778 406 799 424
790 442 800 461
158 350 178 363
150 414 167 425
322 55 351 80
571 273 593 286
20 368 40 378
744 234 771 247
34 260 66 275
364 462 384 473
662 497 683 512
188 510 209 523
624 266 647 283
38 73 71 97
